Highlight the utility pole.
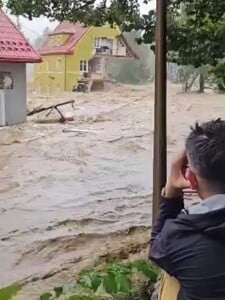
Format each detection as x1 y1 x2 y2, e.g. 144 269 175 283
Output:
152 0 167 224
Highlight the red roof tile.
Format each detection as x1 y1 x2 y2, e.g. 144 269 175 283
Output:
51 21 78 34
0 9 41 63
39 22 89 55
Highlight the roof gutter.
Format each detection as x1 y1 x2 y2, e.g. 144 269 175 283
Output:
0 58 42 63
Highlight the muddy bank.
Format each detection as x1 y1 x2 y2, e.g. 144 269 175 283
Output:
15 226 149 299
0 83 224 298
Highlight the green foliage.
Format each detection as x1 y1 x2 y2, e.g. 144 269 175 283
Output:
128 259 159 281
0 284 21 300
38 260 159 300
0 261 158 300
39 283 77 300
78 272 102 292
40 293 52 300
0 0 142 29
163 1 225 91
209 62 225 92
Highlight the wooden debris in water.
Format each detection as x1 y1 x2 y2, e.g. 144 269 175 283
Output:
27 100 75 123
63 128 99 134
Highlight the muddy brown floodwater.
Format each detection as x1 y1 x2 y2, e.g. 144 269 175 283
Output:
0 83 224 298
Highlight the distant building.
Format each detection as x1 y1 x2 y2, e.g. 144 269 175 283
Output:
0 9 41 126
34 22 138 94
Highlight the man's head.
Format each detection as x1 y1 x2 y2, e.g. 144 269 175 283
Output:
186 119 225 199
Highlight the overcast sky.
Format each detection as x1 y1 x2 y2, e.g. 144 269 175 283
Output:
10 0 156 42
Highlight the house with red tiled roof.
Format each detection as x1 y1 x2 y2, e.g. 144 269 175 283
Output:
0 9 41 126
34 21 138 94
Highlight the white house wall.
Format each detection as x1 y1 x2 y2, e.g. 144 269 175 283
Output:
116 40 126 56
112 39 126 57
0 63 26 126
112 39 117 56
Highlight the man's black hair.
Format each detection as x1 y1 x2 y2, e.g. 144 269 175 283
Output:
186 118 225 183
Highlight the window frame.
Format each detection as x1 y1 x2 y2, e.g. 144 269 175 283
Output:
56 58 62 72
94 37 102 48
80 60 88 73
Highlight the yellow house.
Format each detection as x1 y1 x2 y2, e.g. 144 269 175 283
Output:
34 21 138 94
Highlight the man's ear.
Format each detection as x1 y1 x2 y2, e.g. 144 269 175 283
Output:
186 169 198 190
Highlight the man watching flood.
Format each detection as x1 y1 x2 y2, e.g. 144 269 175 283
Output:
150 119 225 300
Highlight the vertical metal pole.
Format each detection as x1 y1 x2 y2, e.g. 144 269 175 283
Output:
152 0 167 224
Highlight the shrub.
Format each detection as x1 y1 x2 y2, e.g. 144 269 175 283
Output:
38 260 159 300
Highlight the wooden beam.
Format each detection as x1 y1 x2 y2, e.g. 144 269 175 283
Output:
27 100 75 116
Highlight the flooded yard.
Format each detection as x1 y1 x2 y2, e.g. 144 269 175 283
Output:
0 83 224 298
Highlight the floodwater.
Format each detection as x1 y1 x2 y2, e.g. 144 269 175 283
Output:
0 84 224 297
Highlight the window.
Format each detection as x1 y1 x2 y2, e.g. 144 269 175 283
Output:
56 58 62 71
94 37 102 48
80 60 88 73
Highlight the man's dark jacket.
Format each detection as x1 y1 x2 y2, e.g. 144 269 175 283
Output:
149 194 225 300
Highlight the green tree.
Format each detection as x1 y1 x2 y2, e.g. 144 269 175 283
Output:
0 0 142 28
164 1 225 92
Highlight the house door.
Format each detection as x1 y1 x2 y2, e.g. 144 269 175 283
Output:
0 91 6 126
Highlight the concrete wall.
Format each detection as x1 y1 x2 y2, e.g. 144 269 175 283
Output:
0 63 26 126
